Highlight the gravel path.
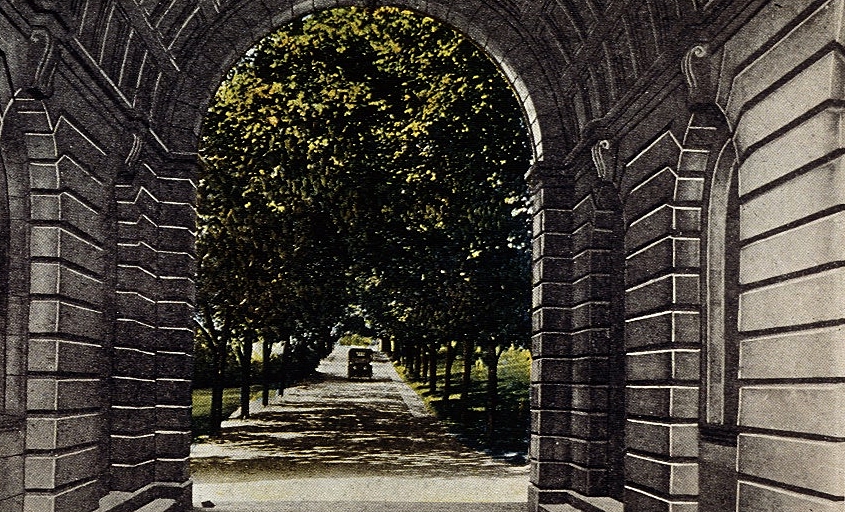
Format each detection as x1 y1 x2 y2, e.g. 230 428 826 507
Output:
191 344 529 511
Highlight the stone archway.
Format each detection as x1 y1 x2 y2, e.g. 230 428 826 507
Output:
157 0 574 160
96 3 576 511
2 1 845 511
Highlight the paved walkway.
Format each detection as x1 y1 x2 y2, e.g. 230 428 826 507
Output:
191 344 529 511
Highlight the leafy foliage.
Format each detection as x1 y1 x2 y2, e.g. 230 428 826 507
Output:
194 6 531 439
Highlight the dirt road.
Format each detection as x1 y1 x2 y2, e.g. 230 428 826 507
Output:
191 344 529 511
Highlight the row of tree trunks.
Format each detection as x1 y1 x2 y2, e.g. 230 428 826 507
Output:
398 335 501 445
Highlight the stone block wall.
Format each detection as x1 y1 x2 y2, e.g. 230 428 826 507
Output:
21 82 111 511
111 147 194 502
715 0 845 509
618 111 705 512
531 1 845 511
529 165 575 505
529 159 628 504
0 1 196 509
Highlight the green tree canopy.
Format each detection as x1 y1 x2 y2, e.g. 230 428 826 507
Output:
195 6 531 436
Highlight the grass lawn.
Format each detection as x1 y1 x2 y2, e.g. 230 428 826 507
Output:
397 346 531 456
192 385 262 439
338 334 374 347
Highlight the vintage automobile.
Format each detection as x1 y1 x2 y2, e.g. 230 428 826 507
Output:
347 348 373 379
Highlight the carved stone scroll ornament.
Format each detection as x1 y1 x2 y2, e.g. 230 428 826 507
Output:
26 28 59 99
125 133 143 167
682 44 717 106
591 139 612 182
121 132 145 182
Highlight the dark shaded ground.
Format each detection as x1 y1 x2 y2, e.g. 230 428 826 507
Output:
191 345 529 510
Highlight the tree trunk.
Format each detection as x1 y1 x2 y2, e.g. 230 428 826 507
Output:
319 326 333 358
199 305 230 437
420 344 428 384
484 344 501 448
319 332 329 358
238 335 253 419
262 337 272 406
277 338 290 397
443 341 456 410
413 344 423 381
209 339 228 437
428 340 438 394
405 341 415 378
461 337 474 413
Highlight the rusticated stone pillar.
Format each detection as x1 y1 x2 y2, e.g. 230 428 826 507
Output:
527 161 574 511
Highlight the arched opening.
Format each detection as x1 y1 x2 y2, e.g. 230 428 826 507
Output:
67 0 567 508
188 6 535 507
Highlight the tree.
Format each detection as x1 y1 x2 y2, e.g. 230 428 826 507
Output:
195 7 531 443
